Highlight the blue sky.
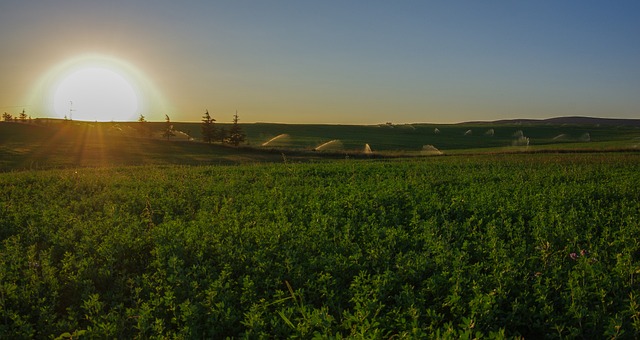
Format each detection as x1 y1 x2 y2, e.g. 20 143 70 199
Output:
1 1 639 123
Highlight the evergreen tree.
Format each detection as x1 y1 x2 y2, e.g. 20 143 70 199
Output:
2 112 12 121
19 110 27 122
228 110 246 146
137 114 151 137
201 109 216 143
162 114 175 140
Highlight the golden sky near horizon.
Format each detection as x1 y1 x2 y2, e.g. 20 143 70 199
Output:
1 1 639 123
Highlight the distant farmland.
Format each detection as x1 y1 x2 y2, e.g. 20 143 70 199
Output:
194 119 640 152
1 117 639 171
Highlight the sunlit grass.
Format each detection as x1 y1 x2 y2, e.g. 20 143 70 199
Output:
1 120 639 171
1 153 639 337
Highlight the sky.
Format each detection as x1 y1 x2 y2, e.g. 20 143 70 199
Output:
1 1 639 124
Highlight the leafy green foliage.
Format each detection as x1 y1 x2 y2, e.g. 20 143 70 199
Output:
1 153 640 338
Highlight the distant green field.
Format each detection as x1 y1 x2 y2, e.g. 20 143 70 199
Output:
1 120 639 171
1 153 640 338
189 121 640 152
0 122 329 171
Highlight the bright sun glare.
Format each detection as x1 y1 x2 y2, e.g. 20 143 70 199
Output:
25 54 172 122
52 66 140 122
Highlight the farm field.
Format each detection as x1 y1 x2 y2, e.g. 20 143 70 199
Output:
2 118 639 172
241 121 640 153
1 152 640 338
4 1 639 338
120 120 640 153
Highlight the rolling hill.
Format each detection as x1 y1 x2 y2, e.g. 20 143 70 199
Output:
1 116 639 171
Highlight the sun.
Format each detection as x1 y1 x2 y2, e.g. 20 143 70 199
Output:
28 54 171 122
53 66 139 121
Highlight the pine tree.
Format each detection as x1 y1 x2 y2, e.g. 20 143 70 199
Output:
2 112 12 121
162 114 175 140
227 110 246 146
137 114 151 137
201 109 216 143
19 110 27 122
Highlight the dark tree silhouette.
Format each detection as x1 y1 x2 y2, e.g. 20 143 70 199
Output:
162 114 175 140
201 109 216 143
18 110 27 122
137 114 152 137
2 112 12 122
227 110 246 146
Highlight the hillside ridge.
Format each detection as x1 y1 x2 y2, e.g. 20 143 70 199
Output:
464 116 640 127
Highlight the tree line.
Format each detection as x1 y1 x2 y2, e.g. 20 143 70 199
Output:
2 109 31 123
3 108 247 146
138 110 246 146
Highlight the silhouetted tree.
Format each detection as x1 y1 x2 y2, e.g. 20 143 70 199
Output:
162 114 175 140
201 109 216 143
18 110 27 122
227 110 246 146
137 114 152 137
2 112 12 122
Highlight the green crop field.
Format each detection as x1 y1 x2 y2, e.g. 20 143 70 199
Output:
1 119 640 172
2 150 640 338
2 120 640 338
153 119 640 153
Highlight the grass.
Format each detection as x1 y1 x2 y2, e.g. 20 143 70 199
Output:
1 153 640 338
2 119 640 337
0 122 312 171
1 119 639 172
